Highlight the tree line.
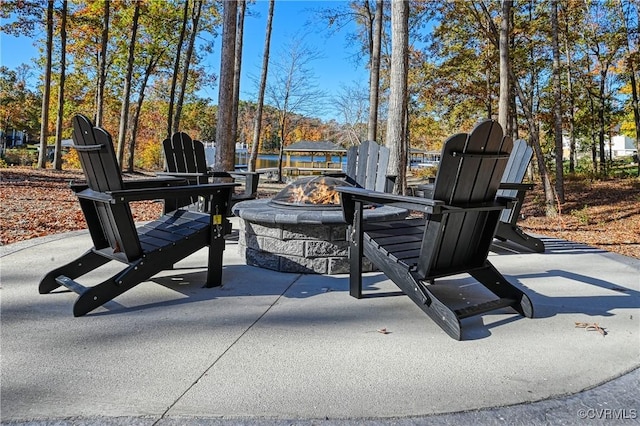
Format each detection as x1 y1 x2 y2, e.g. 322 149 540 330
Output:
1 0 638 216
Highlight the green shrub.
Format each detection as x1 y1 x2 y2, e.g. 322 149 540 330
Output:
570 204 591 225
2 148 38 166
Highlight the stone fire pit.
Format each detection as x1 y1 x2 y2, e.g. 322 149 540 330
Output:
232 178 407 274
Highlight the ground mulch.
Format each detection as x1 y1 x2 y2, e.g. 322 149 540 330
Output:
1 167 639 259
518 178 640 259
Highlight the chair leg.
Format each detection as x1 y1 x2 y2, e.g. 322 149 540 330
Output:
204 193 228 288
245 173 259 198
348 201 364 299
399 279 460 340
469 261 534 318
70 258 154 317
39 250 110 294
361 242 462 339
205 229 225 288
495 222 545 253
60 233 220 315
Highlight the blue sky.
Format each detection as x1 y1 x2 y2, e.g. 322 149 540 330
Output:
0 1 369 122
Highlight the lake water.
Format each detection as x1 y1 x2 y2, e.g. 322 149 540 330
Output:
205 147 347 171
248 154 347 170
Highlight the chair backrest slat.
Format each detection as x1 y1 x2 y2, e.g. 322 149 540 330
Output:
347 140 390 192
73 115 123 192
374 144 390 191
363 141 380 190
163 138 178 174
497 139 533 223
72 115 141 260
165 133 209 185
418 120 512 277
502 139 531 183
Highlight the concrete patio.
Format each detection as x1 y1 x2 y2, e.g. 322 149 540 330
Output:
1 217 639 425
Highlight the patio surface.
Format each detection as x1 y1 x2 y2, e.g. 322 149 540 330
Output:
1 217 639 425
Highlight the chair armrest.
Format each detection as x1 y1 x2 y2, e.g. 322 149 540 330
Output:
232 172 260 198
499 182 534 191
337 187 445 215
209 171 261 198
322 171 347 178
338 187 510 225
209 171 260 180
70 182 89 192
157 171 211 179
73 177 187 192
208 171 234 178
76 183 238 204
227 171 262 177
496 196 517 209
122 177 186 190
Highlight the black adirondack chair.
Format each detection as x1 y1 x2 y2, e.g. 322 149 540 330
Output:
39 115 236 317
493 139 545 252
162 132 260 212
337 120 534 340
326 140 396 192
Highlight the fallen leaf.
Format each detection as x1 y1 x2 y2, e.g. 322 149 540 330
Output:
575 322 607 336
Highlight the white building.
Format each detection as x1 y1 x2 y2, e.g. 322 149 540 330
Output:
203 142 250 169
563 134 637 159
610 135 636 158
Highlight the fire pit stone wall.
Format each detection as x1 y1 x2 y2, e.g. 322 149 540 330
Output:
238 220 358 274
232 199 407 275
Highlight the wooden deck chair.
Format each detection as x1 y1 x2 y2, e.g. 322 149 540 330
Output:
337 120 534 340
38 115 236 316
325 140 395 192
162 132 260 212
493 139 545 252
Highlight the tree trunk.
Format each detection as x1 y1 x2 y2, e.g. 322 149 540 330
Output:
37 0 54 169
589 93 598 169
127 57 157 172
116 1 140 168
386 0 409 194
277 114 286 183
551 0 564 202
367 0 383 142
53 0 67 171
174 0 203 134
511 69 558 217
249 0 274 172
215 0 238 172
618 0 640 176
168 0 189 139
95 0 109 127
561 3 576 174
598 71 607 176
629 53 640 177
498 0 510 133
478 0 556 216
230 0 246 156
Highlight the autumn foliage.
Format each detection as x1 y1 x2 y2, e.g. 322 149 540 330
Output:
1 167 638 260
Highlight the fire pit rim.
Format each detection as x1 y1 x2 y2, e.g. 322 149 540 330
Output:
232 198 409 225
267 199 342 210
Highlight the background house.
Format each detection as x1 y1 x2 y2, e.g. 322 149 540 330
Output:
610 135 636 158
